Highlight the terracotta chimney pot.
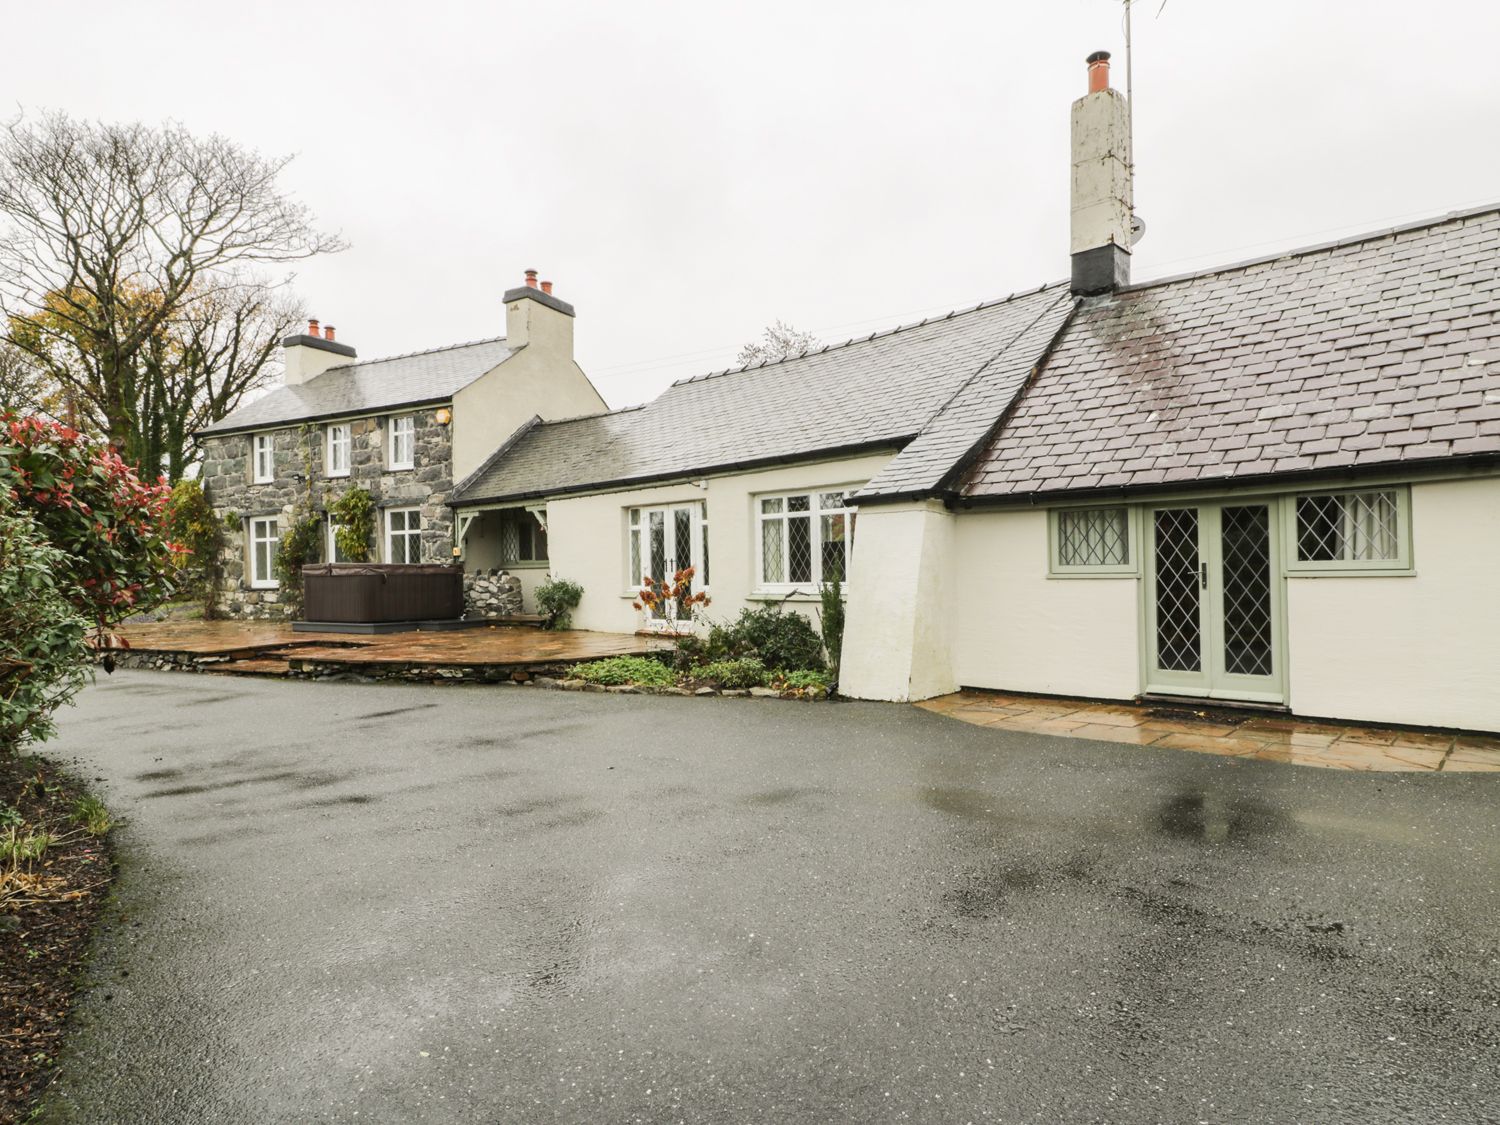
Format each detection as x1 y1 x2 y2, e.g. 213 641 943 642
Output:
524 269 539 289
324 325 336 341
540 280 554 295
308 318 320 336
1087 50 1111 94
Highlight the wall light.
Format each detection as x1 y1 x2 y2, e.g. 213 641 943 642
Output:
434 407 452 426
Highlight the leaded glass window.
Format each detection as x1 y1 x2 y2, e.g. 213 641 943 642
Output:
386 508 422 564
758 490 855 588
1051 507 1135 575
500 511 547 564
1295 490 1400 563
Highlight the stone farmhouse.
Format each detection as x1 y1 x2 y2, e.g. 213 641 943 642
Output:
198 275 603 618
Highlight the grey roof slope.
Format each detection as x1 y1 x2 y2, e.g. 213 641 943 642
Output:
855 290 1075 500
964 205 1500 499
200 337 514 435
450 284 1069 505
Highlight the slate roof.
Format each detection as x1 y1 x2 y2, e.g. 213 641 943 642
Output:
199 337 514 435
855 290 1075 500
963 205 1500 500
450 284 1069 505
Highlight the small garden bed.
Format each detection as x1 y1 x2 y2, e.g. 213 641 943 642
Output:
553 604 843 700
557 654 834 699
0 754 114 1122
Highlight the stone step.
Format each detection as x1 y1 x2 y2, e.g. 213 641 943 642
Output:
207 658 292 677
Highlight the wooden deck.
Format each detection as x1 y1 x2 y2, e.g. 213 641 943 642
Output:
110 620 668 677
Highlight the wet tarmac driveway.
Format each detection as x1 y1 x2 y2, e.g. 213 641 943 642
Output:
35 671 1500 1123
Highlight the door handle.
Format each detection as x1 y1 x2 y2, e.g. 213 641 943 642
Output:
1200 562 1208 590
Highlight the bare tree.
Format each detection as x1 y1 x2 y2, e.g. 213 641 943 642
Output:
0 111 344 473
138 278 304 479
0 340 60 417
736 320 820 367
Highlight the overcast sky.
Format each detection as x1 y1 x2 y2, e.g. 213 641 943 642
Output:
9 1 1498 408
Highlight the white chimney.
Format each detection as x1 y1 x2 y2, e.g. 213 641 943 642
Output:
282 318 356 385
503 270 575 357
1071 50 1133 295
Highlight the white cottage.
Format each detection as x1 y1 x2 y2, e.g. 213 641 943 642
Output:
842 53 1500 732
453 51 1500 733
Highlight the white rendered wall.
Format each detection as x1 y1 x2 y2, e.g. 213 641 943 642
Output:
1286 476 1500 732
949 508 1140 700
542 452 895 635
450 301 607 483
839 502 958 702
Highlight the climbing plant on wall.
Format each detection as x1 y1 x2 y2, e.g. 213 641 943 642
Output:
328 487 374 562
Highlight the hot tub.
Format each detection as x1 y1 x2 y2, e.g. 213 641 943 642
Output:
301 564 464 625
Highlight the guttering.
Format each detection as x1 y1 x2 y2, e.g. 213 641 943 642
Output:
949 452 1500 511
194 395 455 440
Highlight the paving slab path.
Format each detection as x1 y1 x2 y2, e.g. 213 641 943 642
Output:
35 671 1500 1123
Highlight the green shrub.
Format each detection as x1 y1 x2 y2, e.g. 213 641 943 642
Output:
726 605 825 672
0 510 91 752
536 577 584 630
775 669 833 693
571 655 674 687
1 412 176 628
162 479 222 614
273 511 323 611
690 658 768 689
818 579 845 677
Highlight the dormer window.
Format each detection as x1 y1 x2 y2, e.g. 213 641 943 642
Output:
326 423 351 477
388 414 415 471
252 434 274 483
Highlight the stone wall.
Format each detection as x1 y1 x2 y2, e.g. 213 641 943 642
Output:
200 408 456 619
463 569 524 618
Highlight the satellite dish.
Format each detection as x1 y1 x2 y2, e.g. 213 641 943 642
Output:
1130 215 1148 246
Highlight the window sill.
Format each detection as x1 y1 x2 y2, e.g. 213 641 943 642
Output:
1046 569 1141 580
252 477 275 486
747 589 841 603
1285 568 1416 578
325 471 350 480
501 560 550 570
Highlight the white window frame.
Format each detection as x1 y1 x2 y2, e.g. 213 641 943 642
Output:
252 433 275 483
385 507 422 564
388 414 415 471
1047 506 1140 578
625 502 709 631
325 423 351 478
248 517 280 588
1281 486 1413 576
754 489 855 593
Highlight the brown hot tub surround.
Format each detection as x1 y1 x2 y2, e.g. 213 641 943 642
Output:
301 564 464 626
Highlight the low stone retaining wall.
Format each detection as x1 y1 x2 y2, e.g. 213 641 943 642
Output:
463 570 523 618
104 651 225 673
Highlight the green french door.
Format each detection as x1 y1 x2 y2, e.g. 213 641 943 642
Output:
1143 502 1285 704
